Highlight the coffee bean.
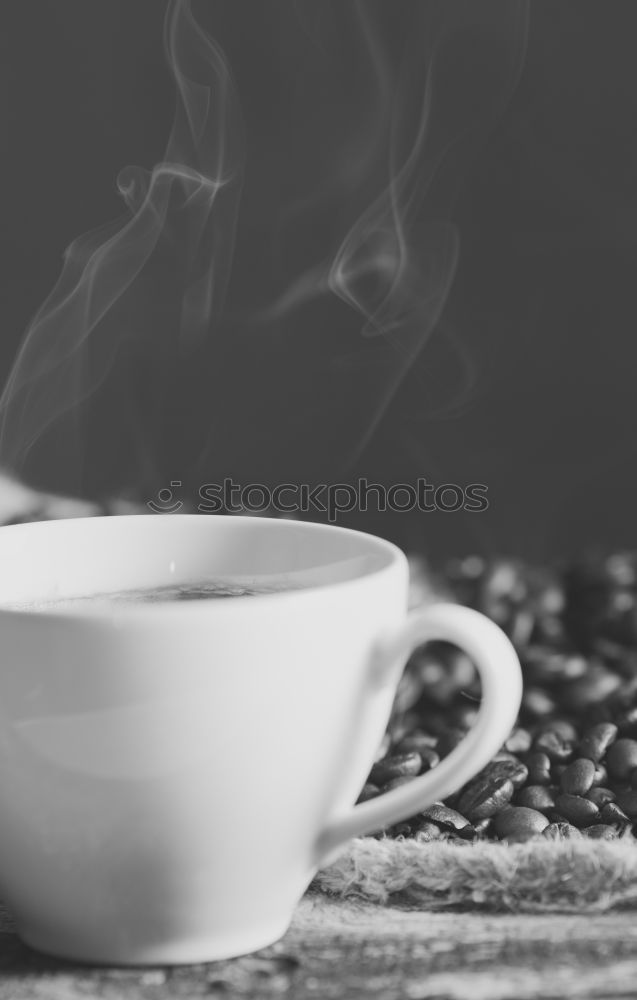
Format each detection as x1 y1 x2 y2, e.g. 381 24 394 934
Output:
553 794 600 827
458 777 515 822
510 609 535 647
381 775 415 792
414 647 472 707
543 822 582 840
525 752 552 786
582 824 619 840
482 560 523 602
537 719 579 743
413 652 446 689
357 783 380 803
601 802 631 826
515 785 556 811
397 732 437 755
586 787 616 808
616 708 637 738
606 739 637 781
614 790 637 818
492 751 524 765
447 650 479 688
387 716 414 745
370 549 637 846
592 763 608 786
492 758 530 789
526 652 586 685
419 803 471 831
457 760 528 822
560 655 590 680
522 688 557 718
607 588 636 623
414 822 442 843
473 818 492 836
448 554 485 582
567 666 622 708
456 824 480 841
535 578 566 616
370 751 422 785
389 821 413 838
560 758 596 796
504 728 532 754
419 748 441 771
534 586 565 621
577 723 618 763
605 553 637 588
493 806 549 842
533 731 574 763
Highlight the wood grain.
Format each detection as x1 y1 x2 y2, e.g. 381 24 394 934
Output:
0 892 636 999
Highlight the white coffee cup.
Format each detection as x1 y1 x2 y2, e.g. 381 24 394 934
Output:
0 514 522 965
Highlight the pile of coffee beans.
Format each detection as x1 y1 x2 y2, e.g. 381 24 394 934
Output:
363 552 637 844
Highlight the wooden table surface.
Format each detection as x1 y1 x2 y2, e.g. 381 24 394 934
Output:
0 892 635 1000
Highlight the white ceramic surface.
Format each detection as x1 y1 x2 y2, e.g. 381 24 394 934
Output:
0 514 522 964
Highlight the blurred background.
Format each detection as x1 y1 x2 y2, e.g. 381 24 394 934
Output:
1 0 636 562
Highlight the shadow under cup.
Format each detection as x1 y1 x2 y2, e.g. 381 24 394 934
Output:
0 515 409 964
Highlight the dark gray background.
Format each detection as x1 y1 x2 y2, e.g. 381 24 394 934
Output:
1 0 636 561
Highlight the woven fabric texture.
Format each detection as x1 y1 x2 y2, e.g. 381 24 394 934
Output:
314 836 637 912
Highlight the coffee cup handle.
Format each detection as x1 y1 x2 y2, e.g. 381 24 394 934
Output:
314 603 523 865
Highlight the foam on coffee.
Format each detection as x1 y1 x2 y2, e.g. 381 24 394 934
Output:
4 578 289 612
1 553 384 612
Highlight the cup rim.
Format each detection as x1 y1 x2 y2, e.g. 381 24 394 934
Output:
0 514 408 617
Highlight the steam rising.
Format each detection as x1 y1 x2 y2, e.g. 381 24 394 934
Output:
224 0 529 475
0 0 243 479
0 0 528 493
326 1 530 462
